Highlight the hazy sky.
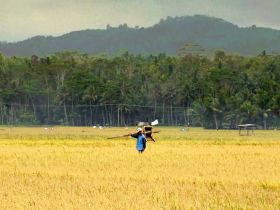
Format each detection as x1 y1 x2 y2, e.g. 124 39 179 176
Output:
1 0 280 42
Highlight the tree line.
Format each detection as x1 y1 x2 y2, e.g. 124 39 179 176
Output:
0 51 279 128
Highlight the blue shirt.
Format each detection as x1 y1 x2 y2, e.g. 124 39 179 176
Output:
136 134 146 151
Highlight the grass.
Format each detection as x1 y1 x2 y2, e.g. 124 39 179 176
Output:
0 127 280 209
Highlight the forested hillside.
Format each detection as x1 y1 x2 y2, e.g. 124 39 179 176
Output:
0 51 279 128
1 15 280 56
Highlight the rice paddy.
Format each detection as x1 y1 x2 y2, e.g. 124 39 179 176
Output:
0 127 280 209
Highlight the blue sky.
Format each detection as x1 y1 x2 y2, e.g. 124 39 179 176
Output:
0 0 279 42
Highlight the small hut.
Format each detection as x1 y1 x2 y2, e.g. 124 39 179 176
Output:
237 124 257 136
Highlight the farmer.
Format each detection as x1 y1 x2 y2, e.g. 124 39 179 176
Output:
131 127 146 153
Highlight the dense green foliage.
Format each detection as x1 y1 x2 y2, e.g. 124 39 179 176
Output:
0 51 279 128
1 15 280 56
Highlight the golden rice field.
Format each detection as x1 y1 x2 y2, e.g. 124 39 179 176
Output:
0 126 280 210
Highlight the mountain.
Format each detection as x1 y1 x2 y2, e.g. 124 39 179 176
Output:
1 15 280 56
